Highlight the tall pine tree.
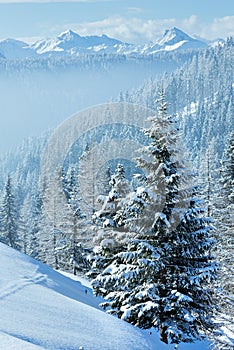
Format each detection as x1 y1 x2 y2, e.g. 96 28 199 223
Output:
91 90 217 345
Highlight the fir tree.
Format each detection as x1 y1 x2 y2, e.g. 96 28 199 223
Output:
27 193 42 259
211 133 234 349
19 192 44 258
92 90 217 345
94 163 131 230
0 175 20 250
88 164 131 278
214 132 234 292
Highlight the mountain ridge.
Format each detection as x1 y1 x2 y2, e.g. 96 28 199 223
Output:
0 27 222 60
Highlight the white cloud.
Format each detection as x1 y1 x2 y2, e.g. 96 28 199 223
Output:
181 15 199 31
180 15 234 40
209 16 234 38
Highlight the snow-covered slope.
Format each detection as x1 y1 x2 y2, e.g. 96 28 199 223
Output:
0 39 36 59
0 28 212 60
0 243 211 350
0 242 157 349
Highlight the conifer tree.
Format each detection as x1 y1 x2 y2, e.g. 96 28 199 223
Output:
211 133 234 349
88 164 131 278
27 193 42 259
19 192 43 258
94 163 131 229
214 133 233 287
0 175 20 250
92 90 217 345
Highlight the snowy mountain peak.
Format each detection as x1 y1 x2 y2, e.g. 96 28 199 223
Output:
57 29 123 47
144 27 208 53
159 27 192 45
57 29 81 41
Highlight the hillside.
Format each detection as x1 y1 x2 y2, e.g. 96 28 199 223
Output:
0 243 211 349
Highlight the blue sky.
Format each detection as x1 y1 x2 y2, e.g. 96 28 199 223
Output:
0 0 233 43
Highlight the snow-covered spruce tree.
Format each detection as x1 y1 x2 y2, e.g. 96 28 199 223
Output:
19 192 41 258
0 175 20 250
94 163 131 229
88 164 131 278
92 90 217 345
211 133 234 350
214 132 234 292
199 140 219 218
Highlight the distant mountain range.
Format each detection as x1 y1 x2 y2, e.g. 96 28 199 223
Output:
0 27 224 60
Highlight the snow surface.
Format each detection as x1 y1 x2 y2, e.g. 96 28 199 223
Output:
0 243 211 349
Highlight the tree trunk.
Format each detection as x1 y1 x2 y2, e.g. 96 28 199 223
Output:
160 324 168 344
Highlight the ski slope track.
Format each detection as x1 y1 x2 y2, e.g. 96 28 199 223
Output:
0 243 210 349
